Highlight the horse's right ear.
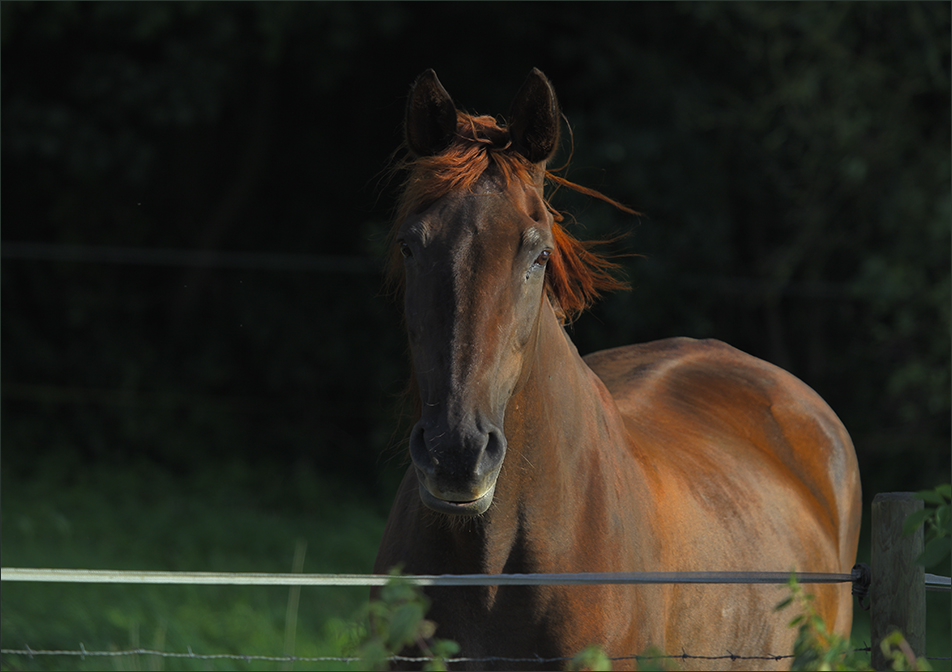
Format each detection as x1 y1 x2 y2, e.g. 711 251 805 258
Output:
508 68 560 164
406 69 458 157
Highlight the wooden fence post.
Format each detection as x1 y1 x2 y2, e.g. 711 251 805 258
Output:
870 492 926 671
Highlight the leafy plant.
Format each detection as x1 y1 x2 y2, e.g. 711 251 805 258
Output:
334 569 460 671
776 574 931 671
776 574 871 671
903 484 952 568
632 646 681 671
879 630 933 672
566 643 682 671
567 644 613 671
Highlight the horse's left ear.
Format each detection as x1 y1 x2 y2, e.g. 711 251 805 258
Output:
406 69 458 157
508 68 560 164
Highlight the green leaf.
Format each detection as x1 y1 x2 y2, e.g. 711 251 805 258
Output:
359 640 391 672
568 644 614 671
917 489 947 506
422 657 448 672
934 504 950 534
917 535 952 568
936 484 952 499
902 507 931 536
418 617 436 640
431 639 460 657
424 638 461 670
382 579 419 605
387 602 426 648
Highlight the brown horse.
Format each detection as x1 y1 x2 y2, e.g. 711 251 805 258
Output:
373 68 862 671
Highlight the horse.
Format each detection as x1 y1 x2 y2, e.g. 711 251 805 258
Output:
373 68 862 671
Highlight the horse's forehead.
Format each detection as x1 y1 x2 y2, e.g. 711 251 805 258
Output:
440 175 541 235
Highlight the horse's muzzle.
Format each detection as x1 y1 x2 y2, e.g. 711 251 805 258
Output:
408 420 506 516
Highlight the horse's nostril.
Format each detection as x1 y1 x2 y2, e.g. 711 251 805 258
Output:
486 429 506 457
478 429 507 477
408 423 435 475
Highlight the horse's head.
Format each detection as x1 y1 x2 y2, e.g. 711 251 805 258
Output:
392 69 625 516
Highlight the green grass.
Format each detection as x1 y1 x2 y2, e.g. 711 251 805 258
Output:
2 459 949 670
1 458 388 670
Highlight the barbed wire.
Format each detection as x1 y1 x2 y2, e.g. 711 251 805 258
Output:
5 645 950 665
0 643 952 663
0 644 810 665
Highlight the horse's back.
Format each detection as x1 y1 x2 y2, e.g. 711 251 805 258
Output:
584 336 861 557
585 337 861 639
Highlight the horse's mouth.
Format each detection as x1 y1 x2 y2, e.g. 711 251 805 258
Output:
417 481 495 516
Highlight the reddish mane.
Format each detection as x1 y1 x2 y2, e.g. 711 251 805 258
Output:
389 111 633 323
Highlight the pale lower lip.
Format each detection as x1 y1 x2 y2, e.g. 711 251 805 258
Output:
418 483 495 516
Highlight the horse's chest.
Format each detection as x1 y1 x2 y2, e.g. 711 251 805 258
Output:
433 583 645 665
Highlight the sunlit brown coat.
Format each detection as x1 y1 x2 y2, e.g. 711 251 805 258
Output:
375 68 862 671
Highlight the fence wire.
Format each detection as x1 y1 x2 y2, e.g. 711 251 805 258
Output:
6 645 951 666
0 644 810 665
0 567 855 586
3 568 948 666
6 567 947 589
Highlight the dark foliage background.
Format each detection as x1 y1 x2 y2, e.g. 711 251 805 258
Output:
3 2 949 509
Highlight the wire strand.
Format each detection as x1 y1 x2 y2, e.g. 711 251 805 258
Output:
1 567 856 586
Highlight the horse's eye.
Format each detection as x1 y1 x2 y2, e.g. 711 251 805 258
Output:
535 250 551 266
400 241 413 259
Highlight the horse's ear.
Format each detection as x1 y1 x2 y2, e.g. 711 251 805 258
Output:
508 68 560 164
406 69 458 157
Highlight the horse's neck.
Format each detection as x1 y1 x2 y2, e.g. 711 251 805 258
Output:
477 301 646 573
513 303 625 480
